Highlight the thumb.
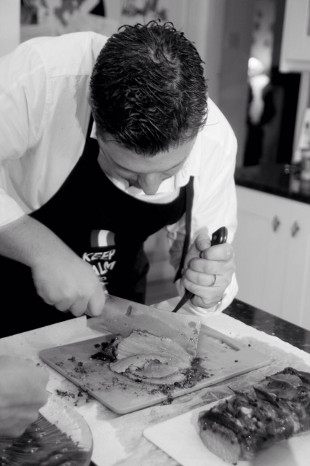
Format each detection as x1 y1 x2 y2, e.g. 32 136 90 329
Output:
87 283 107 316
195 230 211 256
185 228 210 268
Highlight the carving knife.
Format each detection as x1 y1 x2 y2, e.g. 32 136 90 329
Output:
87 294 201 356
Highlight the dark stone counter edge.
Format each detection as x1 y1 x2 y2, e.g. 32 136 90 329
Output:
235 163 310 205
225 299 310 354
235 178 310 205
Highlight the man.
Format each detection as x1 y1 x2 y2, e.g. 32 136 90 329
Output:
0 21 237 337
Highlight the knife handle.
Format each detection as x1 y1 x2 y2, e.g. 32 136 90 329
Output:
210 226 228 247
172 226 228 313
193 226 228 294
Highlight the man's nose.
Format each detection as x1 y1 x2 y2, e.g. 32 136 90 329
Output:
138 174 162 195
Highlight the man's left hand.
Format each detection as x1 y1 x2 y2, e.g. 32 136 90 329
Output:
182 230 235 309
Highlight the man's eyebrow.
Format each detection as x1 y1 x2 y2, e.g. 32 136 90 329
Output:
100 140 187 172
115 159 185 173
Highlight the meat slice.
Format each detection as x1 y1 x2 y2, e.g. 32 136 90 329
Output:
115 330 191 362
110 353 186 384
111 353 179 377
109 330 192 385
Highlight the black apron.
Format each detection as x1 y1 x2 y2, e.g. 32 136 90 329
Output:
0 117 193 337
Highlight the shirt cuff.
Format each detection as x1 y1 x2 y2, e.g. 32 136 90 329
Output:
174 273 238 317
0 195 25 227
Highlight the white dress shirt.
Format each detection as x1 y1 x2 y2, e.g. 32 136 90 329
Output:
0 31 238 315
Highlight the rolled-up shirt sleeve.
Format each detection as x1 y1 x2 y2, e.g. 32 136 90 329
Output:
0 42 46 226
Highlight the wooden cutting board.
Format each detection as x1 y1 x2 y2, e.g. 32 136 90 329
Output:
144 400 310 466
39 325 270 415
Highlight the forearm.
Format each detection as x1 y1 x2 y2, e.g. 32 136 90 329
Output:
0 215 106 317
0 214 76 267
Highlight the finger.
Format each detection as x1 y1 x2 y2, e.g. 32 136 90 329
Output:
192 294 223 309
69 297 89 316
184 228 209 268
188 256 235 276
55 297 88 315
54 299 72 312
40 293 55 306
86 284 106 316
195 231 211 255
184 269 224 288
186 280 224 305
203 243 233 260
185 280 224 305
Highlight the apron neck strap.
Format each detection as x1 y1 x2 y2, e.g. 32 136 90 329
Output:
87 113 94 139
174 175 194 282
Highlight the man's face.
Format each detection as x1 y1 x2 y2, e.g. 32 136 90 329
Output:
97 135 195 195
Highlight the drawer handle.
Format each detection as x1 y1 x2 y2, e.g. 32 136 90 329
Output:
291 221 300 237
272 215 281 232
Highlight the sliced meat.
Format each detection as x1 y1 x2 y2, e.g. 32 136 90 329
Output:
110 353 186 385
116 330 191 363
109 330 192 385
110 353 179 377
123 369 186 385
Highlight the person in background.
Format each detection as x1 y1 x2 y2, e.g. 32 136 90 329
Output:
0 21 237 337
0 356 48 437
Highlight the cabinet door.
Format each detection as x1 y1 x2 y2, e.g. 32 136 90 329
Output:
234 187 289 316
280 0 310 72
281 202 310 330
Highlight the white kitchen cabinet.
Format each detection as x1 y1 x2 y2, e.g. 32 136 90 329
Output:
234 186 310 329
280 0 310 72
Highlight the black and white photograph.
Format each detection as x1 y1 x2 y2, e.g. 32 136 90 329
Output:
0 1 310 465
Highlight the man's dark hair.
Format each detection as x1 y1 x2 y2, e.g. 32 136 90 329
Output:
90 21 208 155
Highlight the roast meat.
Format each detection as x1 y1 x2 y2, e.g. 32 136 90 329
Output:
109 330 192 385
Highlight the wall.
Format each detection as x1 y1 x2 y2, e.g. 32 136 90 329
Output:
218 0 254 167
183 0 226 105
293 72 310 160
0 0 20 56
250 0 276 73
106 0 227 105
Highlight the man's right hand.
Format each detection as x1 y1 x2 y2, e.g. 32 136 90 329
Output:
0 215 106 317
0 356 48 438
31 251 106 317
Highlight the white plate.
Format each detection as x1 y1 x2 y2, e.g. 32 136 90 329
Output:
144 400 310 466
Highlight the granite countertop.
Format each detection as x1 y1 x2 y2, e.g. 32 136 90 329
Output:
235 163 310 204
225 298 310 353
2 301 310 466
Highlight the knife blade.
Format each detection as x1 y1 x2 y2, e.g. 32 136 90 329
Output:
171 226 228 313
87 294 201 356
